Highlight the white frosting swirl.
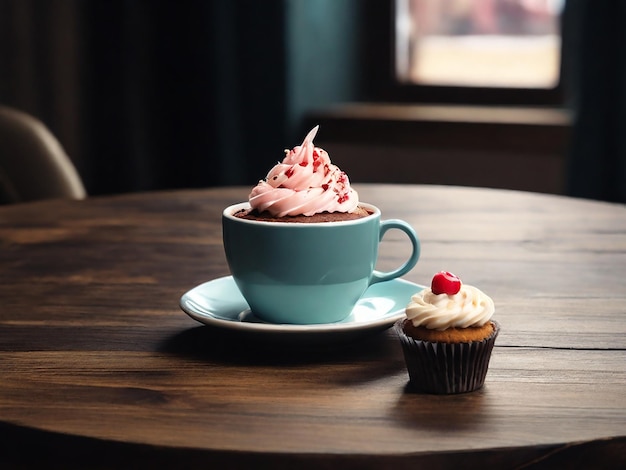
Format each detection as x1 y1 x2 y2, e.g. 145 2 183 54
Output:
406 285 494 330
248 126 359 217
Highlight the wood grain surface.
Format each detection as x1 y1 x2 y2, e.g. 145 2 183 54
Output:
0 185 625 469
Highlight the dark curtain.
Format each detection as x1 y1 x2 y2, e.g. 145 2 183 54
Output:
0 0 288 195
565 0 626 203
78 0 289 194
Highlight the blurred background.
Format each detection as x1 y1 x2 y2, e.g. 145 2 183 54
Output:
0 0 624 203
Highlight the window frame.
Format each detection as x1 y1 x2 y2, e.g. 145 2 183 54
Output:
385 0 566 106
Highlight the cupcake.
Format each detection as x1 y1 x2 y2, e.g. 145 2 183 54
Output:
395 271 499 394
233 125 370 223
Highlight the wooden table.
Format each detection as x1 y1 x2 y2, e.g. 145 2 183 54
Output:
1 184 625 469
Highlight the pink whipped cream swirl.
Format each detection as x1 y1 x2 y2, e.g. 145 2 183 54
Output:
248 126 359 217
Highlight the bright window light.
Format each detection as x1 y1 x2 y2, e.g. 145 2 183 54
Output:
395 0 564 88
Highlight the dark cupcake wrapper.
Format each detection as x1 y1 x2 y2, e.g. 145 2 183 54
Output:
394 319 500 395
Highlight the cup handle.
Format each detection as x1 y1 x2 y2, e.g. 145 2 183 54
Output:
369 219 420 285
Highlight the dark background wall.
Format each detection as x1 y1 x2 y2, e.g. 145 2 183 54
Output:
0 0 625 202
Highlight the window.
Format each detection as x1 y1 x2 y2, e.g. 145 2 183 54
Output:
393 0 565 104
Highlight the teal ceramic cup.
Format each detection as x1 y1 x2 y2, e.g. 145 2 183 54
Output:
222 202 420 325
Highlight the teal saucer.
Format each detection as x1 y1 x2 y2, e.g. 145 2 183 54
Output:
179 276 423 342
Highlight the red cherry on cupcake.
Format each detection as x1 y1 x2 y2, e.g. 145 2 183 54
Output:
431 271 462 295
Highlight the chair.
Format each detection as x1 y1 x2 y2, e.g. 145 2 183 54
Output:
0 105 86 204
